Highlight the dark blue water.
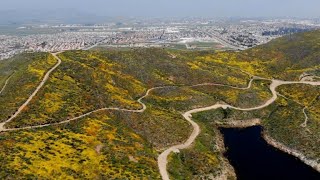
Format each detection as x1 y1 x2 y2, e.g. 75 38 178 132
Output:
220 126 320 180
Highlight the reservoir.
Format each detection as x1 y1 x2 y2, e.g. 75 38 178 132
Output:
220 126 320 180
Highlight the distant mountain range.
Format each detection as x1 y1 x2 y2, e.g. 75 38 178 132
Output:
0 9 112 25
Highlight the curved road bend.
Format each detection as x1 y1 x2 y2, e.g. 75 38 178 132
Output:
157 79 320 180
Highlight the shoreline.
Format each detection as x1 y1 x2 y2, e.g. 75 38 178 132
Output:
214 128 237 180
216 119 320 173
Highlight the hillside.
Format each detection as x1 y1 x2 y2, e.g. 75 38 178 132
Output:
0 53 57 122
0 30 319 179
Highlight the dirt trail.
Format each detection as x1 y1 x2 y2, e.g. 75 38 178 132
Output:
301 107 309 128
0 73 13 95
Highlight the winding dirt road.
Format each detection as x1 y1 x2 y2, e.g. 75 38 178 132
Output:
0 73 259 132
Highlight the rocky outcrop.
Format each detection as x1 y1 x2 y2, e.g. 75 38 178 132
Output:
263 132 320 172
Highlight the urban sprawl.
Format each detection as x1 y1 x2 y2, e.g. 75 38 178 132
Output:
1 18 319 60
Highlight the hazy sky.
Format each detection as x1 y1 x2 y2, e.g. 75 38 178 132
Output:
1 0 320 18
